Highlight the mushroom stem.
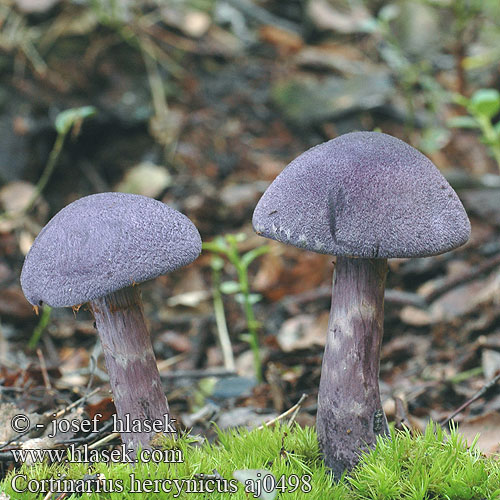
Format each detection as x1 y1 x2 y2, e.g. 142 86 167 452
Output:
317 256 389 478
89 286 172 453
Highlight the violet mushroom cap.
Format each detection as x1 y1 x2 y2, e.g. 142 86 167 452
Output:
21 192 201 308
21 192 201 452
252 131 470 477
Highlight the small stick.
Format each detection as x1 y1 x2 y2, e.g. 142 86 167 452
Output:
88 432 121 450
160 368 236 380
257 394 307 430
287 401 303 427
0 386 103 449
394 396 411 431
156 353 189 372
425 253 500 304
440 372 500 427
61 420 114 447
211 264 236 372
37 348 52 391
280 286 427 315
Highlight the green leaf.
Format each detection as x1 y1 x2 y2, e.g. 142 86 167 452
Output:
378 4 400 23
55 106 96 135
469 89 500 118
447 116 479 129
239 333 252 343
241 245 270 268
220 281 241 294
226 233 247 246
202 237 228 254
452 93 470 108
419 127 451 154
235 293 262 305
210 255 225 271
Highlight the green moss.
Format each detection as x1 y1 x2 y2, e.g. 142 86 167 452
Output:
2 423 499 499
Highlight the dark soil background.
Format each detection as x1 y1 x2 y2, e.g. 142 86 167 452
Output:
0 0 499 478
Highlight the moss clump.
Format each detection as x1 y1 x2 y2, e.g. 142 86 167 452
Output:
1 423 499 499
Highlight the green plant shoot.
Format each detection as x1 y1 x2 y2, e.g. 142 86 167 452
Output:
28 305 52 350
203 234 269 383
25 106 96 215
449 89 500 171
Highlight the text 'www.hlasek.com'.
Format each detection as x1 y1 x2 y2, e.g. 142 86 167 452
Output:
9 412 313 497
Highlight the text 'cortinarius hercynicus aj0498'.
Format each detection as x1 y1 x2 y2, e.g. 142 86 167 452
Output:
21 192 201 454
252 131 471 478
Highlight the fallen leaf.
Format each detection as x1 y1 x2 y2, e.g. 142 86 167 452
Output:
482 349 500 380
15 0 59 13
218 408 277 430
87 398 116 423
400 305 433 326
259 25 303 54
277 313 329 352
306 0 370 34
0 287 34 321
114 162 171 198
272 72 392 126
459 412 500 456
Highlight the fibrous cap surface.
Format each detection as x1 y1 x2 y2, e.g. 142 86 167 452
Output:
253 132 470 258
21 192 202 307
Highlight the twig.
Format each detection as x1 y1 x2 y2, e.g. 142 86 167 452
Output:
88 432 121 450
257 394 307 430
440 372 500 427
425 253 500 304
42 490 53 500
280 285 427 315
225 0 300 34
211 263 236 371
61 420 114 447
52 386 103 420
384 289 427 309
287 401 303 427
160 368 236 380
36 348 52 391
157 353 189 373
0 386 103 449
394 396 411 431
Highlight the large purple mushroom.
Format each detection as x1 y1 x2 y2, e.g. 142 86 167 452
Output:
21 192 201 452
253 132 470 477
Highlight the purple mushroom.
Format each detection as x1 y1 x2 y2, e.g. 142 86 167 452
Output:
21 192 201 452
253 132 470 477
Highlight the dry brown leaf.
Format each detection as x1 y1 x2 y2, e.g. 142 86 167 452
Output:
306 0 370 34
277 312 329 352
0 287 34 321
258 25 303 54
459 412 500 456
86 398 116 423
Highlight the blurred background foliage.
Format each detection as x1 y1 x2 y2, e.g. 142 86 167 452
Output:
0 0 500 455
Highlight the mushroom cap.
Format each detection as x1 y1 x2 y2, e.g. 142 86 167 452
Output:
21 193 202 307
253 132 470 258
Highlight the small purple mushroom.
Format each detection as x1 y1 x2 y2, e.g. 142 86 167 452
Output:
253 132 470 477
21 192 201 452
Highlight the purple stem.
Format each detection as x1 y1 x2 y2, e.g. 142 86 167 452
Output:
89 286 172 452
317 256 389 478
